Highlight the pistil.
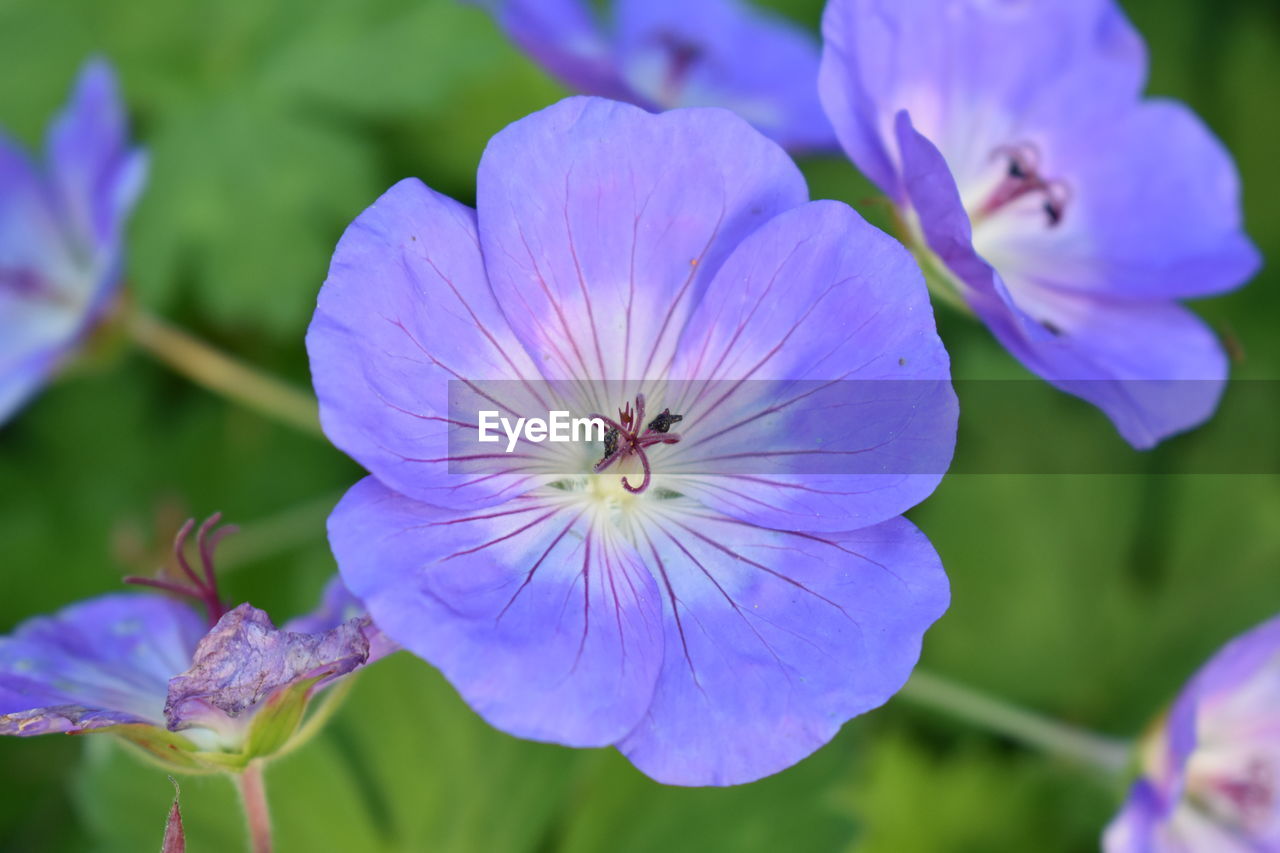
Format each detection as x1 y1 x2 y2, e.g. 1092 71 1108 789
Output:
125 513 237 626
591 393 683 495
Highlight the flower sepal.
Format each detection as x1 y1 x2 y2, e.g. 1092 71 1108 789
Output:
84 668 346 775
239 671 332 761
82 723 226 775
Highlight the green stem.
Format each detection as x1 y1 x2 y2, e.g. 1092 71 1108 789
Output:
216 491 344 574
125 308 323 438
237 761 273 853
899 670 1132 775
920 262 976 317
885 200 975 319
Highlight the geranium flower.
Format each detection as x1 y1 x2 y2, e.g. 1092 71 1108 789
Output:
1105 615 1280 851
0 516 382 771
310 96 957 785
0 57 146 424
818 0 1261 448
471 0 836 152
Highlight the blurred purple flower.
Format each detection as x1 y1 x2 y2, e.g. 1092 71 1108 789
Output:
309 96 956 785
472 0 837 152
0 57 147 425
1105 615 1280 851
0 518 383 771
819 0 1261 448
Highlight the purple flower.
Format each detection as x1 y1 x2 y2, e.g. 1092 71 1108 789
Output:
1105 615 1280 851
0 58 146 425
309 96 956 785
818 0 1261 448
472 0 837 152
0 517 381 771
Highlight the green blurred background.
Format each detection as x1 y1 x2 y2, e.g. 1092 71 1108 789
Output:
0 0 1276 850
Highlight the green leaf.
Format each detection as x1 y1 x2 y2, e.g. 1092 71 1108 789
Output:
556 737 857 853
88 725 211 775
835 728 1113 853
129 93 376 337
256 0 504 119
326 653 579 853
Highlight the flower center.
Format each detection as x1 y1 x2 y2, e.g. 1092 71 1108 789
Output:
591 393 683 495
972 143 1070 228
1186 747 1278 834
0 267 69 305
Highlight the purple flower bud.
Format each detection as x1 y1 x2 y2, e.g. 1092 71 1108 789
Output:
818 0 1261 448
0 57 147 424
162 778 185 853
1105 616 1280 850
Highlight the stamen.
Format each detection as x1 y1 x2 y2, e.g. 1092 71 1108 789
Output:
631 394 647 436
1212 758 1276 828
124 512 237 626
1042 181 1071 227
976 142 1070 228
196 514 235 590
647 409 684 434
591 393 683 494
171 518 201 588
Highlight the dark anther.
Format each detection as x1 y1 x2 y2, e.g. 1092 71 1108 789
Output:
1042 181 1071 229
124 513 237 627
980 143 1069 229
646 409 684 434
1040 319 1063 336
601 427 619 464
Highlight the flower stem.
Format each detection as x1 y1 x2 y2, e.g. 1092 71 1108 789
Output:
125 308 323 438
885 202 975 319
215 491 345 574
237 761 273 853
920 265 975 317
899 670 1132 775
